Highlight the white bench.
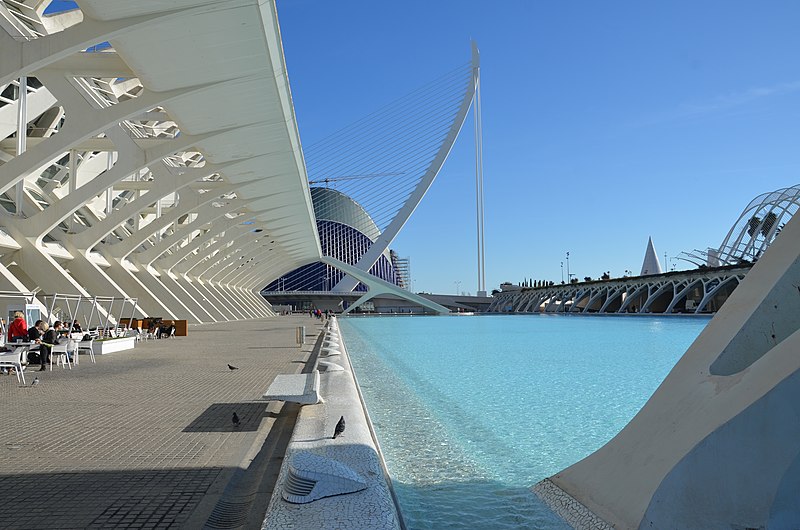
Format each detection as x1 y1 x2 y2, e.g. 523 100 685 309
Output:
261 370 321 405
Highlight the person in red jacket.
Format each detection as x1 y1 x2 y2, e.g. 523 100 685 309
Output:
7 311 27 343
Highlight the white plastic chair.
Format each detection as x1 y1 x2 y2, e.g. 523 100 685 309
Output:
66 338 78 366
77 338 96 363
49 341 72 371
0 345 27 384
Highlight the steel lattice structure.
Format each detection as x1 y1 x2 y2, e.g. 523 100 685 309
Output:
679 183 800 268
0 0 321 322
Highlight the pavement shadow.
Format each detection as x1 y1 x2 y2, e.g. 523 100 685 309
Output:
183 402 275 432
0 466 227 528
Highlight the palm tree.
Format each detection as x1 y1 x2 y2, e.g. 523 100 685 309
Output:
747 215 762 238
761 211 778 238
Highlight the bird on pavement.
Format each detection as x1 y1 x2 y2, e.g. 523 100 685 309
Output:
333 416 345 439
30 377 39 387
232 412 240 428
227 364 239 371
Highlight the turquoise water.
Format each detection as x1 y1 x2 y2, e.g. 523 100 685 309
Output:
338 314 710 530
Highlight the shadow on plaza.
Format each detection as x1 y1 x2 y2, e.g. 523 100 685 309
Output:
183 402 276 433
0 466 228 529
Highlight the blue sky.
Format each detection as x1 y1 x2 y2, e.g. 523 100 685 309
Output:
277 1 800 294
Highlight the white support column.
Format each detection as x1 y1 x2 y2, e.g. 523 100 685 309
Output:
190 280 234 321
128 266 201 323
105 152 114 214
156 271 217 323
63 251 148 319
174 276 229 321
101 259 179 320
474 60 486 296
223 282 264 318
15 77 26 217
205 282 248 319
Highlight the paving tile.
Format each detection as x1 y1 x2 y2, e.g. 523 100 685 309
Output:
0 316 320 528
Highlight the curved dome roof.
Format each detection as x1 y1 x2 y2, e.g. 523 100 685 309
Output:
310 187 380 242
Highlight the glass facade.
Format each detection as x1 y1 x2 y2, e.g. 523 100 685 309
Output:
263 219 399 292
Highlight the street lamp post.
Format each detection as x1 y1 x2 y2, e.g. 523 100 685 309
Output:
566 252 570 283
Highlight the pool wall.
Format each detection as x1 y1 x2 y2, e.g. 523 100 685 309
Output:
261 317 403 529
534 209 800 529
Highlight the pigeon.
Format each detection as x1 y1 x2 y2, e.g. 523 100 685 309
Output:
333 416 345 439
30 377 39 387
227 364 239 371
232 412 240 428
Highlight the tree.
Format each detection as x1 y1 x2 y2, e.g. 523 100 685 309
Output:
747 215 762 238
761 211 778 238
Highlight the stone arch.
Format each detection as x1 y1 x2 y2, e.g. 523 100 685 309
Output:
666 279 705 314
697 276 741 313
641 282 674 313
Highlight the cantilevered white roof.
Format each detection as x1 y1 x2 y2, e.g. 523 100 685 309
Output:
0 0 321 321
76 0 321 274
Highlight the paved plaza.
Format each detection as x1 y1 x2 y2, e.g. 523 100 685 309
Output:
0 316 323 529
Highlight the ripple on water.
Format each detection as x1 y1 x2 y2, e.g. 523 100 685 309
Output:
341 314 707 529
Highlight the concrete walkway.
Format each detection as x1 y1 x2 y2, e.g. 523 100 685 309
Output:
0 316 323 529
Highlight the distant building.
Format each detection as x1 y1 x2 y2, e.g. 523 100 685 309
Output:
262 187 401 293
391 251 411 290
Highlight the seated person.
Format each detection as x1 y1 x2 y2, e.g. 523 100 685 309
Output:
25 320 44 365
28 320 44 342
158 320 176 338
40 321 66 370
148 319 162 338
7 311 27 343
70 320 82 333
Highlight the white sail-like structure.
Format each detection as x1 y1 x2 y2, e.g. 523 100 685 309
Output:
640 237 662 276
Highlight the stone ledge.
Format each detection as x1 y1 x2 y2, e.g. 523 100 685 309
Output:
532 478 614 530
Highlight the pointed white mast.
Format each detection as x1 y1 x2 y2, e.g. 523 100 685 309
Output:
473 41 486 297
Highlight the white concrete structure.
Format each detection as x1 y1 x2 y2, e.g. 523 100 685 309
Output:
488 265 749 314
263 318 403 529
325 44 480 296
534 190 800 527
1 0 321 322
639 236 662 276
680 183 800 268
